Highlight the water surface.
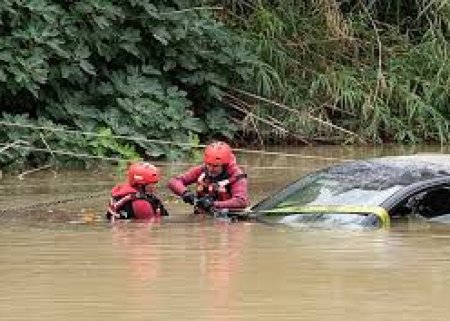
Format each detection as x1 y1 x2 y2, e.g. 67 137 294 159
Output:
1 145 450 321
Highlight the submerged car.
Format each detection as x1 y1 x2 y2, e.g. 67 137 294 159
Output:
251 154 450 229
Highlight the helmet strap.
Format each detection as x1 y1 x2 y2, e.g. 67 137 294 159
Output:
205 166 227 181
135 184 146 197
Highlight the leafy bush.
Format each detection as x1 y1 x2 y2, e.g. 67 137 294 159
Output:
0 0 262 169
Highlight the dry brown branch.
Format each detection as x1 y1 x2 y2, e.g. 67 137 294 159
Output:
39 133 58 176
248 115 265 146
18 164 52 180
228 87 366 143
0 140 29 153
223 92 312 145
230 116 267 147
229 97 265 146
324 102 358 117
39 133 55 159
224 98 289 133
160 6 223 15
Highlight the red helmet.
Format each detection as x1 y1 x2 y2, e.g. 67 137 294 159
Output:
203 141 234 165
127 162 160 186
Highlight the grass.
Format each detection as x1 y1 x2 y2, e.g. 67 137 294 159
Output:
215 0 450 145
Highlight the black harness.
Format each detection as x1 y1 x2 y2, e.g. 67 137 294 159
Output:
107 189 169 220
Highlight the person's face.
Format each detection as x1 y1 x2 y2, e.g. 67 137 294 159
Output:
205 163 224 177
144 183 156 193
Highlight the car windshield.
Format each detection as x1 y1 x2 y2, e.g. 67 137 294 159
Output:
262 160 449 210
275 174 402 208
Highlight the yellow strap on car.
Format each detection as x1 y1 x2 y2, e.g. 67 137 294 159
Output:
261 205 390 227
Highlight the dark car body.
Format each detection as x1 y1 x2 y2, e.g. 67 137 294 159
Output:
251 154 450 227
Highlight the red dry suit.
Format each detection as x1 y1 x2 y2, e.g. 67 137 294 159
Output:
167 163 249 210
106 183 168 220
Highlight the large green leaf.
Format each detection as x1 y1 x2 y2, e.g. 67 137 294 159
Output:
0 0 269 169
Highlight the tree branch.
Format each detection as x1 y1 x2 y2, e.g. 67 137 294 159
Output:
228 87 366 143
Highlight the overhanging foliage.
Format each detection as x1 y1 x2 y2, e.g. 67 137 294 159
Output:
0 0 262 169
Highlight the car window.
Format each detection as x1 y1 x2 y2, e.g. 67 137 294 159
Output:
391 186 450 220
279 182 401 206
276 176 403 207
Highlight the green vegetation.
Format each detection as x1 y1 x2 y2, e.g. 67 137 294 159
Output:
218 0 449 144
0 0 264 169
0 1 449 169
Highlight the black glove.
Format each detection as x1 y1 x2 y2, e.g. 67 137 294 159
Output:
182 191 196 205
196 196 215 212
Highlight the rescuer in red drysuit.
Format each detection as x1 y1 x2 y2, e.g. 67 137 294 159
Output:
106 162 169 221
167 141 249 214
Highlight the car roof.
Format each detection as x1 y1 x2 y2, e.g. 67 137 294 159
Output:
335 153 450 174
324 153 450 188
368 153 450 172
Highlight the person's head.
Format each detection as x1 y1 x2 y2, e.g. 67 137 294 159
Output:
203 141 235 177
127 162 160 193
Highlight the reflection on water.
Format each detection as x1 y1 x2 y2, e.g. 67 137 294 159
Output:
1 223 450 321
1 145 450 320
